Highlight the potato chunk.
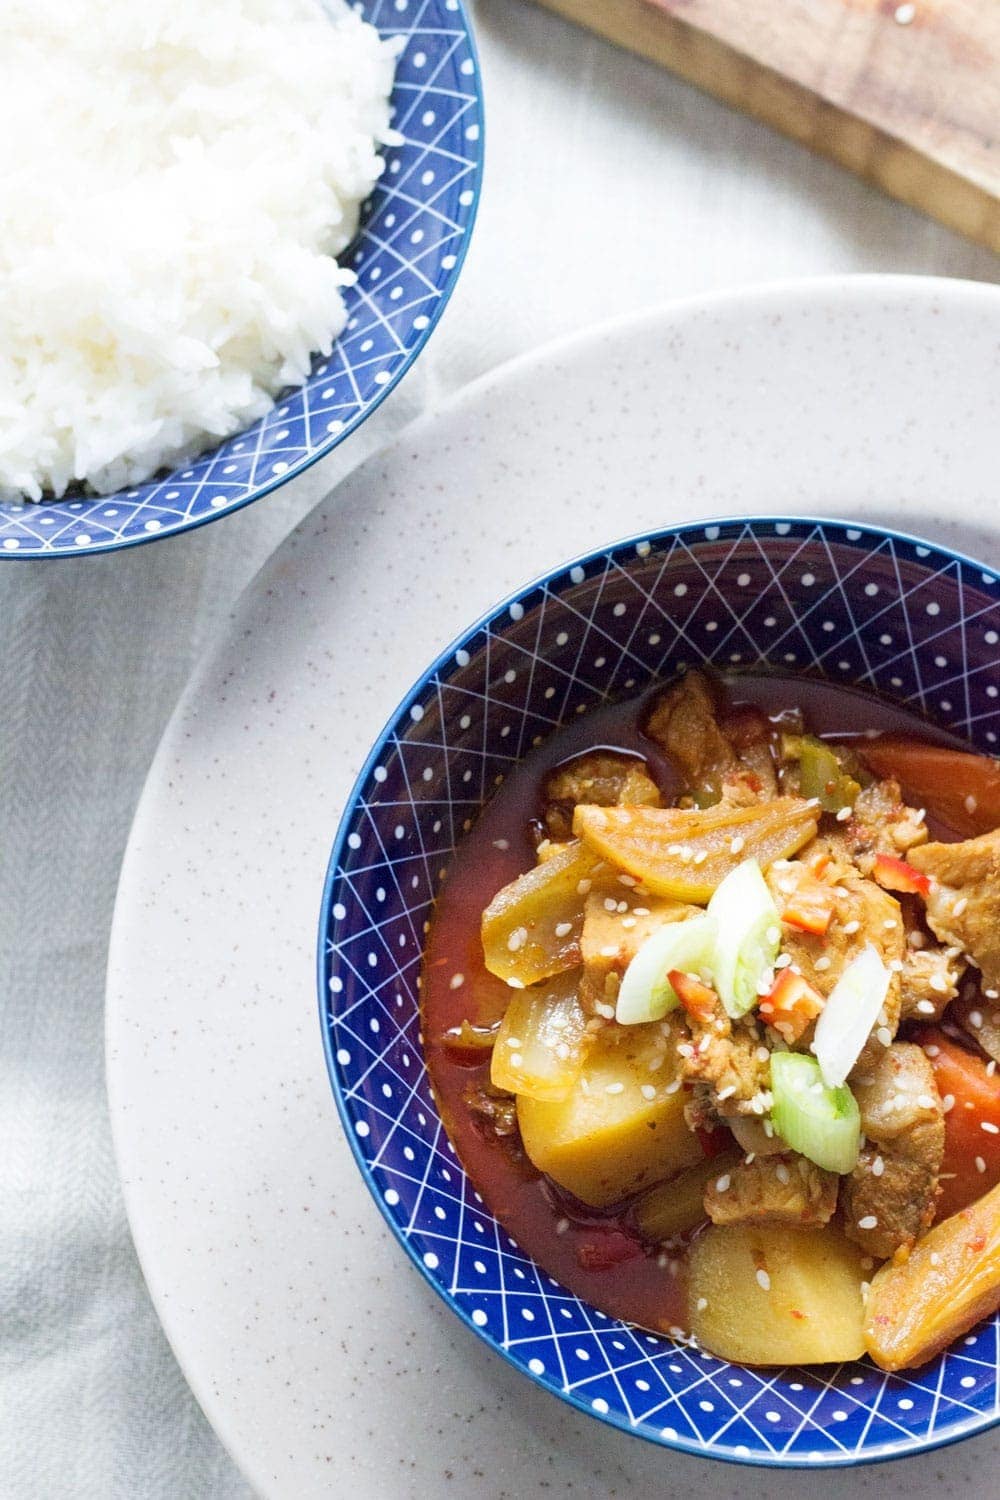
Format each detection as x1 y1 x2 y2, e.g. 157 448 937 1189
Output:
517 1024 701 1207
688 1224 867 1365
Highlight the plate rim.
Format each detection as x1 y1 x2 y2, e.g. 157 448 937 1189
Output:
106 272 1000 1492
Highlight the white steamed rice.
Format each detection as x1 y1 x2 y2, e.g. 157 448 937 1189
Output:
0 0 400 500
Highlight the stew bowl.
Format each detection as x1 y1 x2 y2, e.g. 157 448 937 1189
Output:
318 515 1000 1467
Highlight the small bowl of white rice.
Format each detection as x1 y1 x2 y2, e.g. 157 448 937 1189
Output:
0 0 482 557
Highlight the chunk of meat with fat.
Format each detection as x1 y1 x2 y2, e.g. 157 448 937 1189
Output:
840 1042 944 1259
909 828 1000 990
703 1153 838 1228
843 778 929 868
542 751 661 841
899 944 964 1023
578 888 698 1015
766 862 904 1062
644 671 735 803
677 997 771 1119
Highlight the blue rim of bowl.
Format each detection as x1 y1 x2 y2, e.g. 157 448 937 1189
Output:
317 512 1000 1469
3 0 484 561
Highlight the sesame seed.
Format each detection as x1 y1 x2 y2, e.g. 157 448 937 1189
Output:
605 1082 625 1095
917 1093 935 1110
667 844 683 857
555 1042 570 1060
762 1119 774 1137
814 956 832 972
696 1297 709 1312
715 1174 731 1193
917 999 936 1014
907 930 926 950
877 1026 893 1047
953 897 969 917
775 1163 790 1185
929 974 949 994
913 808 926 823
622 916 637 930
730 836 745 855
766 926 780 945
694 850 708 866
492 838 510 850
555 1218 570 1235
618 874 638 887
986 989 999 1000
755 1046 771 1063
665 1078 682 1094
716 1084 737 1101
858 1215 878 1230
965 794 978 814
507 927 528 952
988 1061 997 1078
969 1010 984 1029
449 973 465 990
836 806 852 822
505 1036 522 1049
930 1251 940 1266
872 1155 885 1177
843 920 861 935
977 1156 987 1173
603 897 618 912
883 919 898 931
576 879 592 895
924 1043 940 1058
942 1092 955 1112
599 944 618 958
506 977 525 990
640 1084 657 1101
755 1269 771 1292
982 1121 999 1134
617 901 629 914
676 1043 694 1058
888 959 904 974
554 921 573 938
510 1053 523 1068
774 954 792 970
633 907 650 918
595 1002 615 1020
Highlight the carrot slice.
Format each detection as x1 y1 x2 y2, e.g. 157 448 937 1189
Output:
911 1027 1000 1219
861 738 1000 838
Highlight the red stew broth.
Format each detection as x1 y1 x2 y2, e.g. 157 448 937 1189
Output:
420 674 965 1335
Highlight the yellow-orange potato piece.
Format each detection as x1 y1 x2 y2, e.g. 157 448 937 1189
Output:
481 841 599 985
864 1180 1000 1371
572 799 819 903
634 1152 740 1243
688 1224 867 1365
490 973 589 1102
517 1023 701 1207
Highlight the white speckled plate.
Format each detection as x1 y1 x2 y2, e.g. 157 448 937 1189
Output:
107 277 1000 1498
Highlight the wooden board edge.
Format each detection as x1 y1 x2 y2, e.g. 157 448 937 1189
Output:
530 0 1000 254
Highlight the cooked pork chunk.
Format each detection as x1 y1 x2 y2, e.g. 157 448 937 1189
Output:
704 1153 838 1228
644 671 736 803
910 829 1000 990
844 778 930 868
841 1042 944 1258
950 992 1000 1067
677 1002 770 1119
542 751 662 840
899 944 964 1023
767 864 904 1061
578 890 696 1015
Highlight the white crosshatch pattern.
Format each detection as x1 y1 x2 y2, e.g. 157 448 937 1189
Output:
322 519 1000 1465
0 0 482 556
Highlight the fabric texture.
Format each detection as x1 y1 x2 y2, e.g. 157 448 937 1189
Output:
1 2 998 1495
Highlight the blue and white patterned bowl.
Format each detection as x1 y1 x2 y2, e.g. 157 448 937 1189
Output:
318 516 1000 1468
0 0 482 558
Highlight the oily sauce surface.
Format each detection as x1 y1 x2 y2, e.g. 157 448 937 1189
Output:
420 674 959 1335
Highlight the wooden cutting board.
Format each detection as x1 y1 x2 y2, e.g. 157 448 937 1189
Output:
530 0 1000 253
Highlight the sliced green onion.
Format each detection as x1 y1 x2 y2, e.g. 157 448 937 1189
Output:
770 1052 861 1174
615 914 717 1025
706 858 781 1019
812 944 891 1088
